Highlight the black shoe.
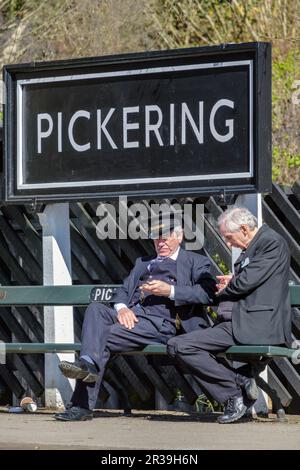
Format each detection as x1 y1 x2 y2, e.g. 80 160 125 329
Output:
237 374 259 401
218 396 247 424
58 358 99 383
54 406 93 421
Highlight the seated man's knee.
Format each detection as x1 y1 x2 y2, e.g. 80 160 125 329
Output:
86 302 106 316
167 336 181 359
83 302 108 325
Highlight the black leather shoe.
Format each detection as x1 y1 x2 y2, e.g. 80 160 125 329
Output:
218 396 247 424
54 406 93 421
58 358 99 383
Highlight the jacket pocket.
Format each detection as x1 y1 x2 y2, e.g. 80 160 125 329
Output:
246 305 274 312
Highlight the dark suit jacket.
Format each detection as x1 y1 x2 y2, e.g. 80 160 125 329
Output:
217 224 291 345
112 247 216 333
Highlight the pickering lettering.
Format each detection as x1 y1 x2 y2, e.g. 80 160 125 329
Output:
36 99 234 155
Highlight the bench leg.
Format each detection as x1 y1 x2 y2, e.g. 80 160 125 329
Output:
104 369 132 416
256 376 287 423
113 382 132 416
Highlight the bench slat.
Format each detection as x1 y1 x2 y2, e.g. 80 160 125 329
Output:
0 285 119 306
119 344 167 355
290 284 300 306
1 343 81 353
225 345 296 358
0 343 167 355
0 284 298 306
1 343 298 360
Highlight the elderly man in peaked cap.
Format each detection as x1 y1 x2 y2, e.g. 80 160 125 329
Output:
55 211 216 421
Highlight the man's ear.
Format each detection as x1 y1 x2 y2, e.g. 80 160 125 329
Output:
240 224 250 236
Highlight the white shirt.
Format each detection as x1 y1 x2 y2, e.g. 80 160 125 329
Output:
114 247 180 312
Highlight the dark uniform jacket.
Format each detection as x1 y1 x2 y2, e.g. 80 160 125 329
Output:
112 247 216 333
218 224 291 345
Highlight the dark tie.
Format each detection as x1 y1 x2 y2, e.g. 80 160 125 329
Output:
147 256 166 273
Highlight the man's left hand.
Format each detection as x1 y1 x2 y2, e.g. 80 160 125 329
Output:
140 280 171 297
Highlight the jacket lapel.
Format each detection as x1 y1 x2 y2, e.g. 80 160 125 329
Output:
129 257 153 302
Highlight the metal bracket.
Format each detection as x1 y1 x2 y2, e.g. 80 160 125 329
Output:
214 189 237 206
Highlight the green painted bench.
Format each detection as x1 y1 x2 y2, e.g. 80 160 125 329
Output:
0 283 299 421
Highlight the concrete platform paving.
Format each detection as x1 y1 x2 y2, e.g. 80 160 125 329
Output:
0 408 299 450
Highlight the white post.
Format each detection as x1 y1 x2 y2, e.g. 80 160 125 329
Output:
233 193 268 415
38 203 75 409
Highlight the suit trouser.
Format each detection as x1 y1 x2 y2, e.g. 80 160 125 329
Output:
71 302 176 410
167 321 245 404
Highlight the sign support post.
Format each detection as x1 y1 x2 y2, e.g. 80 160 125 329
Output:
38 203 74 409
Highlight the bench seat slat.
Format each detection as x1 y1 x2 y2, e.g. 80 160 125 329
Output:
225 345 295 358
1 343 298 359
1 343 81 354
1 343 168 355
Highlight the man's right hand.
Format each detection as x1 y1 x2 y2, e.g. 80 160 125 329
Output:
216 274 233 293
117 307 139 329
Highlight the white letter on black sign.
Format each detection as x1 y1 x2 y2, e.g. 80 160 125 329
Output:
37 113 53 154
58 112 62 152
170 103 175 146
210 99 234 143
145 105 163 147
97 109 117 149
181 102 203 145
68 110 91 152
123 107 139 149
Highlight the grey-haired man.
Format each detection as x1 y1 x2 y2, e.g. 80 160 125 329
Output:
167 207 291 424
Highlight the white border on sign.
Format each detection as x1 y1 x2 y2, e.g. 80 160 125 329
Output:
16 60 253 190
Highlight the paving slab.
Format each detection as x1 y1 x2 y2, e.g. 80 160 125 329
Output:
0 408 299 450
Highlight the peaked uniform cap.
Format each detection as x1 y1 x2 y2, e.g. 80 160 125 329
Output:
147 210 183 239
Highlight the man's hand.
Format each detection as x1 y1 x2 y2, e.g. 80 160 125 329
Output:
140 280 171 297
117 307 139 329
216 274 233 293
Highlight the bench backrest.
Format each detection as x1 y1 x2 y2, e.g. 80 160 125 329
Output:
0 284 299 307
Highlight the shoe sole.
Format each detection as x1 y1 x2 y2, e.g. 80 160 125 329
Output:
59 361 99 383
54 414 93 422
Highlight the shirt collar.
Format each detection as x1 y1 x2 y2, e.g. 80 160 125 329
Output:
155 246 180 262
169 246 180 261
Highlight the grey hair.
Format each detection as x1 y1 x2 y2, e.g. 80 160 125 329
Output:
217 207 258 232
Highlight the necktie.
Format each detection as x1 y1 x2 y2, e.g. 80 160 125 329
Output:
147 256 166 273
139 257 166 304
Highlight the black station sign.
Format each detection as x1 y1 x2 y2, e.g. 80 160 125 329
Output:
3 42 271 202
